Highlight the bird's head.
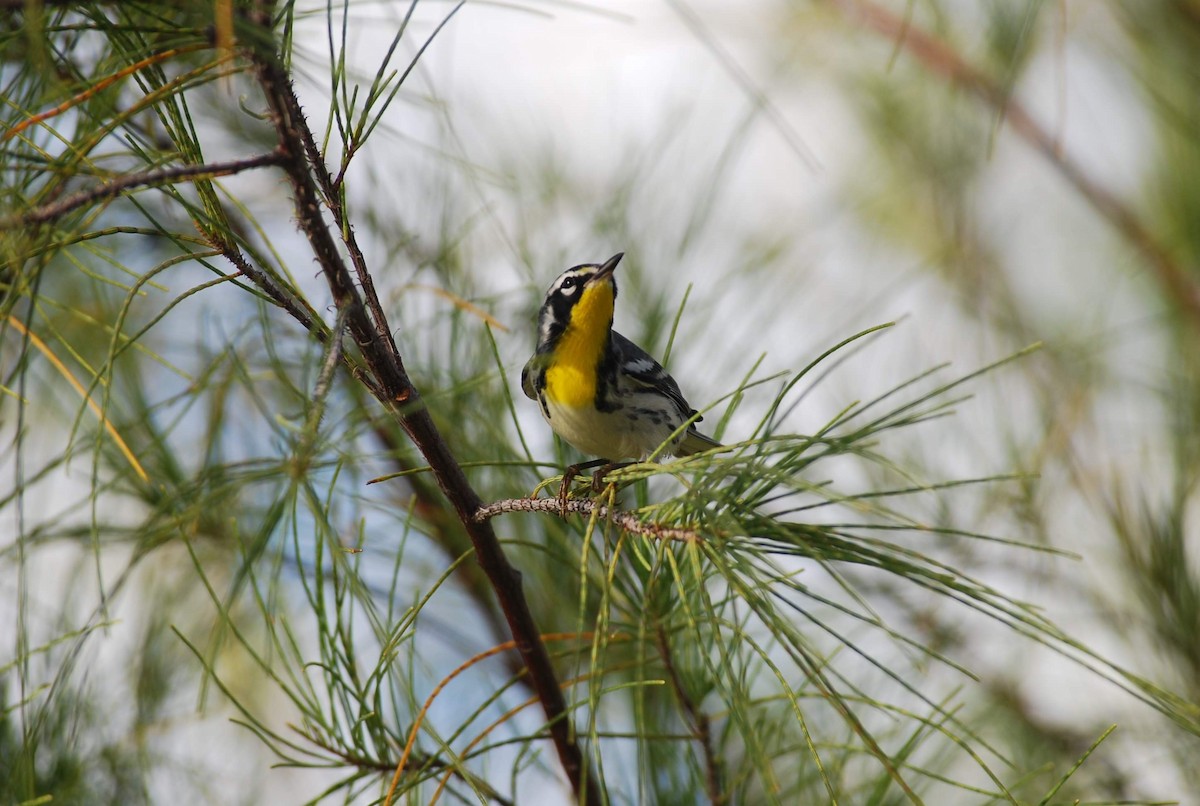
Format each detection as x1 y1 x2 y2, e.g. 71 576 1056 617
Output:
535 252 623 349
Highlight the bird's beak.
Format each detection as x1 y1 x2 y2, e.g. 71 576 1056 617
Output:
591 252 623 283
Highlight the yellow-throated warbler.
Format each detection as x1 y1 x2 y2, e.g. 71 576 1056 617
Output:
521 253 720 490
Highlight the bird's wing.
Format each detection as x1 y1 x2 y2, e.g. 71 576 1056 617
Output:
611 331 700 421
520 355 540 401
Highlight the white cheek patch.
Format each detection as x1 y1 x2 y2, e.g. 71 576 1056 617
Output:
558 285 577 297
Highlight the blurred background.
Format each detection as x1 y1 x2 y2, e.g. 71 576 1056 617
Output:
3 0 1199 802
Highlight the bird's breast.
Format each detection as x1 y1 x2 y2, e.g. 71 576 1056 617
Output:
543 284 614 409
544 362 596 409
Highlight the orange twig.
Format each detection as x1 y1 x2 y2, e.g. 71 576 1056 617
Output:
427 691 547 805
400 283 509 332
4 43 211 141
4 316 148 482
383 632 594 806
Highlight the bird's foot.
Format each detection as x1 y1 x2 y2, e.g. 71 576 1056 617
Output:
555 459 608 515
590 461 633 493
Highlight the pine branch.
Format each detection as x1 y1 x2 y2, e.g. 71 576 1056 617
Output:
215 239 329 345
274 63 400 362
239 4 600 802
0 153 283 229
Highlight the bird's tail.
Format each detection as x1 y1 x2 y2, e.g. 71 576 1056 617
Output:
675 428 722 457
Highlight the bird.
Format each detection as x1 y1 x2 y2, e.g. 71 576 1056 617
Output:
521 252 720 501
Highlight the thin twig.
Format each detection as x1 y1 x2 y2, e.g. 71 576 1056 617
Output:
0 152 283 229
655 624 724 805
475 498 706 543
240 5 600 802
3 43 212 141
829 0 1200 327
215 241 329 342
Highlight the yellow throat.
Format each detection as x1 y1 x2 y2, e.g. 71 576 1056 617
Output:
544 280 614 408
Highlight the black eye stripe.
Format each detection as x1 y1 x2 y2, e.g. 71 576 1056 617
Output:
550 294 575 319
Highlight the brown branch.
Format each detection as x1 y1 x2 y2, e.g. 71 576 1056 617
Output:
475 498 706 543
655 624 724 805
829 0 1200 328
240 5 599 803
0 152 283 230
209 76 516 669
302 166 503 636
271 77 400 360
217 238 328 336
217 218 513 660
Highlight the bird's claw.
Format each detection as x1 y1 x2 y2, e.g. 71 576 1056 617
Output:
591 461 632 494
557 465 581 516
532 460 624 514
